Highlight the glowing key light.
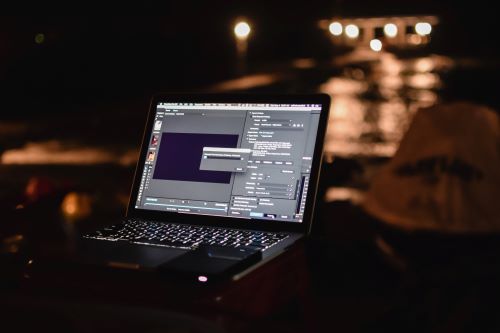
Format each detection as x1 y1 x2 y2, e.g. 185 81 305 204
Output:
384 23 398 38
234 21 251 40
415 22 432 36
328 22 343 36
198 275 208 283
345 24 359 39
370 39 383 52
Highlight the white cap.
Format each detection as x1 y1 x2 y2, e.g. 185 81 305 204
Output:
363 102 500 233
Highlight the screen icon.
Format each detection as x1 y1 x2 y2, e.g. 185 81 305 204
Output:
154 120 163 131
147 151 156 162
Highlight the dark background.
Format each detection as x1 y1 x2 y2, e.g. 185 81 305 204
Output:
1 1 499 119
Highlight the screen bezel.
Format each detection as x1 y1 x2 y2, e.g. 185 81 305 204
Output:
126 93 330 234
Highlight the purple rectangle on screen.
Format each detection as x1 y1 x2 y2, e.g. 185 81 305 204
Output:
153 132 239 184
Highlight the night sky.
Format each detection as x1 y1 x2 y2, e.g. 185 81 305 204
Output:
1 1 498 117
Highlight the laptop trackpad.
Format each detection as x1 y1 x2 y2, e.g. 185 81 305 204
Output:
79 239 187 269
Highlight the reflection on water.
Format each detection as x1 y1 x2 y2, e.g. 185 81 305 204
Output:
0 52 455 165
1 140 138 166
322 52 454 157
0 51 456 184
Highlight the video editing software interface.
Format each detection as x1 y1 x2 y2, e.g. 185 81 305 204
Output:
135 101 322 223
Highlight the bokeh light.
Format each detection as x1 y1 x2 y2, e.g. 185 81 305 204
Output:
234 21 251 39
345 24 360 38
61 192 93 221
329 22 343 36
415 22 432 36
383 23 398 38
370 39 383 52
34 33 45 44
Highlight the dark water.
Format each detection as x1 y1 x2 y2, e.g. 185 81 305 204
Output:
0 50 498 219
321 51 454 158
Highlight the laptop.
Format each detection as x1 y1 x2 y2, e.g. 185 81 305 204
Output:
80 93 330 275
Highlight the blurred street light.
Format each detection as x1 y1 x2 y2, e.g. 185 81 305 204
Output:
384 23 398 38
321 15 438 49
234 21 251 39
345 24 359 38
329 22 343 36
233 20 251 75
370 39 383 52
415 22 432 36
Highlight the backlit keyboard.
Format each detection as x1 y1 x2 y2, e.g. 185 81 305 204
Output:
83 219 289 251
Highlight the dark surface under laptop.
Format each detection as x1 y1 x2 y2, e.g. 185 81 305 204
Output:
78 94 330 273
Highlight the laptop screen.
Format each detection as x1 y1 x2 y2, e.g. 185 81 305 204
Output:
134 101 323 223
